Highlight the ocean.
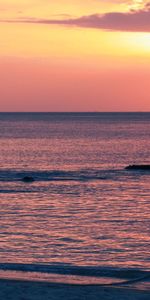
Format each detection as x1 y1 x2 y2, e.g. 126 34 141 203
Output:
0 112 150 287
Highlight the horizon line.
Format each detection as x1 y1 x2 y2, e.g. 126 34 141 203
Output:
0 111 149 114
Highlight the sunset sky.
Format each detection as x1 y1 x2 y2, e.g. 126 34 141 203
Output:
0 0 150 111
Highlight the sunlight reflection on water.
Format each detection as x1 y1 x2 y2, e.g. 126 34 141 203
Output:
0 113 149 270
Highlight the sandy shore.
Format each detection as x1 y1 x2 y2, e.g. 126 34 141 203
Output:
0 279 150 300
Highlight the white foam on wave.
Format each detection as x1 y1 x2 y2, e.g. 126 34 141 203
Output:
0 270 125 285
0 264 149 289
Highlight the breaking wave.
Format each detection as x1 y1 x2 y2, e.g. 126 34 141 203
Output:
0 263 149 287
0 167 149 183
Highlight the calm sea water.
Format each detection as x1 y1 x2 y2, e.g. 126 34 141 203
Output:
0 113 150 285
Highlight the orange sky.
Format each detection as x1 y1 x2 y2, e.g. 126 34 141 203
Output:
0 0 150 111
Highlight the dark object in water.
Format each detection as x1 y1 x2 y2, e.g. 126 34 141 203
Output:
22 176 35 183
125 164 150 171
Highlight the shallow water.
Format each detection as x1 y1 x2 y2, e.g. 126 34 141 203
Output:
0 113 150 284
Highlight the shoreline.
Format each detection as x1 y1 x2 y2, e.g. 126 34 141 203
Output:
0 278 150 300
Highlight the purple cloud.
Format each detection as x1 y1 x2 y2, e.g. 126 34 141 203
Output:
70 8 150 32
1 6 150 32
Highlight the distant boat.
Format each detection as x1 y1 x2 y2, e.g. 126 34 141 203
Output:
125 165 150 171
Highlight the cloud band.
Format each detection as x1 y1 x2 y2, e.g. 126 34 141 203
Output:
1 6 150 32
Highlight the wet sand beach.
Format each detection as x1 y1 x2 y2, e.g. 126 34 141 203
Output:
0 278 150 300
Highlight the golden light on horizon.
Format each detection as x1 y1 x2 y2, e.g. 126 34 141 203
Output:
0 22 150 60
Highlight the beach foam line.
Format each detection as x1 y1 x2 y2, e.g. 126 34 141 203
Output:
0 269 149 289
0 264 149 288
0 263 149 278
0 270 125 285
